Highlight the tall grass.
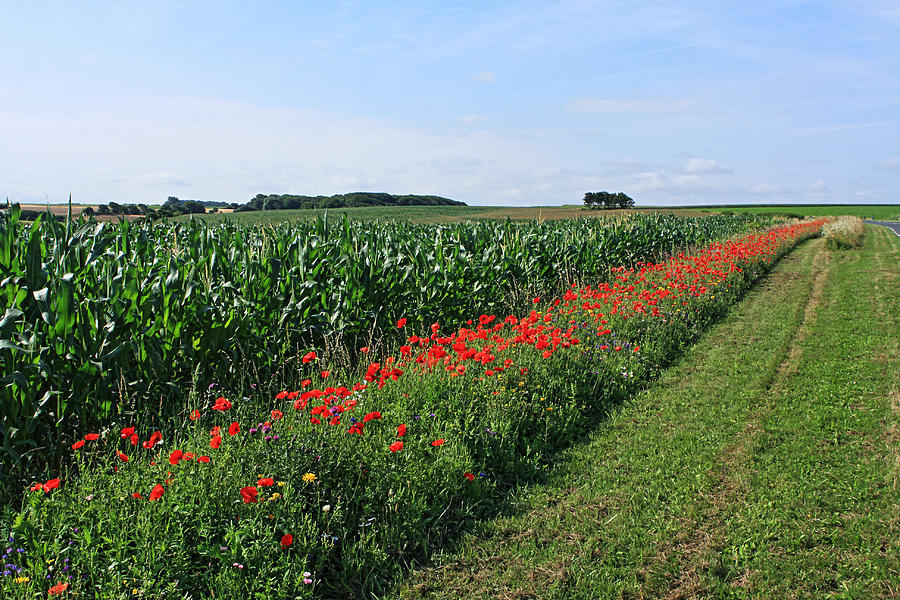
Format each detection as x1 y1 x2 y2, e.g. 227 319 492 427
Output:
823 216 865 250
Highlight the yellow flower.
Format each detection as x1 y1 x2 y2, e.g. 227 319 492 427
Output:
277 481 286 487
302 472 317 483
270 493 281 500
15 576 30 584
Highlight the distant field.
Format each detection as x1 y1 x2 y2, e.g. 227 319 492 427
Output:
700 204 900 220
179 205 714 225
13 202 898 225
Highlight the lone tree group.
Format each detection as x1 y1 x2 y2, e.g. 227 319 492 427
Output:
583 191 635 209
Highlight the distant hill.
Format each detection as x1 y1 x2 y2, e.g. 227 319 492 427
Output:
237 192 465 212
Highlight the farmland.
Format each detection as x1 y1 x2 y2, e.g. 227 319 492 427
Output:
0 206 836 598
701 203 900 221
0 207 764 500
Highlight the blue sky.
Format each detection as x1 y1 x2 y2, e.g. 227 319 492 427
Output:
2 1 899 206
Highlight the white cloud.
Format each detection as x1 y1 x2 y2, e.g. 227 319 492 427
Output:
684 158 731 175
138 171 190 187
876 157 900 171
806 180 829 192
748 183 779 194
472 70 495 84
457 114 487 125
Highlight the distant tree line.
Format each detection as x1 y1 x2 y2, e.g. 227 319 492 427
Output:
236 192 466 212
85 197 241 219
583 191 635 210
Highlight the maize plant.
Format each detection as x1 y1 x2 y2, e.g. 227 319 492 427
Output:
0 205 765 497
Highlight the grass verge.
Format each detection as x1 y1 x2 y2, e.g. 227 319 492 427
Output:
401 225 900 599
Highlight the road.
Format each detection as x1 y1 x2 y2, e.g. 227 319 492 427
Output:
864 220 900 238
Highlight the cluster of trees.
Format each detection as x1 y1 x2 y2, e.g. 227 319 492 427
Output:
583 191 635 209
237 192 465 211
85 197 240 219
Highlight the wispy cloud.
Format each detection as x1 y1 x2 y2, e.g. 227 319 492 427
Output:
139 171 190 187
457 114 487 125
565 97 695 114
794 120 900 135
684 158 731 175
876 157 900 171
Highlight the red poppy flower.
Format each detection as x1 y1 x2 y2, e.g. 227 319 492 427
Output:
149 484 165 501
321 370 330 378
431 439 445 447
143 430 162 449
210 435 222 449
397 317 407 328
397 423 407 437
464 472 475 481
533 297 540 304
228 422 240 436
129 433 139 446
399 345 411 355
271 409 283 421
212 397 232 411
120 426 135 438
363 411 382 423
182 452 195 461
302 351 316 364
116 451 129 463
131 492 143 499
84 433 99 441
280 533 293 548
72 440 85 450
168 449 183 466
240 486 258 503
258 477 275 487
48 582 69 595
189 409 201 420
42 478 61 493
310 417 321 425
389 441 403 453
198 455 210 463
359 346 369 353
348 422 364 435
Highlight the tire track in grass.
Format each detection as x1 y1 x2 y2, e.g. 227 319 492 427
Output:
706 224 900 598
399 239 826 600
661 242 830 598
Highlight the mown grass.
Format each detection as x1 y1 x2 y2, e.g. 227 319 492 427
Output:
401 225 899 599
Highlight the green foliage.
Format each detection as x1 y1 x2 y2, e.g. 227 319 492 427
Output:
241 192 466 212
0 210 765 501
582 191 635 210
0 219 821 599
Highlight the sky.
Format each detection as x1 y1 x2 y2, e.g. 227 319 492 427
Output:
2 1 899 207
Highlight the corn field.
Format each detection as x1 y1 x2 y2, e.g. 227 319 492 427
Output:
0 205 764 494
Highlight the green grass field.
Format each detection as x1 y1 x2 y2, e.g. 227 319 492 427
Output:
401 224 900 599
703 204 900 221
179 205 715 226
181 203 900 226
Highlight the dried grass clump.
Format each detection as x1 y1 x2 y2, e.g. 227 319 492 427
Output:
823 216 864 250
